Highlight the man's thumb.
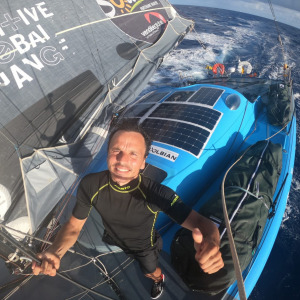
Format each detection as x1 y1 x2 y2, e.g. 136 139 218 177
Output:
192 228 203 246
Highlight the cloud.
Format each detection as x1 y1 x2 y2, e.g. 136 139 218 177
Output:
270 0 300 11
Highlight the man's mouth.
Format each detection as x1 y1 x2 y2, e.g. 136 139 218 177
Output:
114 164 131 173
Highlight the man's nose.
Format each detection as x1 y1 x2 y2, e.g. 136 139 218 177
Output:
116 151 129 162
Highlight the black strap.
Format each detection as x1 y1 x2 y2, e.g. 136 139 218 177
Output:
268 172 288 219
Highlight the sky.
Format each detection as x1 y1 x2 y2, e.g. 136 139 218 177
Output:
169 0 300 29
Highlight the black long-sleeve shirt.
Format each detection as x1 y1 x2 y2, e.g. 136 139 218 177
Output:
73 171 191 251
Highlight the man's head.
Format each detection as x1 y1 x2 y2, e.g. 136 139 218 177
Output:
107 119 151 185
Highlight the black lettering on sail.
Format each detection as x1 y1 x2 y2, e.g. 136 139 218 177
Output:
97 0 170 44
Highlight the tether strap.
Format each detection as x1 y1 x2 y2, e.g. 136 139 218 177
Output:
225 185 270 211
225 185 260 199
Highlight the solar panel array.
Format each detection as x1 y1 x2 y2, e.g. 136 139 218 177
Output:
120 87 224 157
149 103 221 131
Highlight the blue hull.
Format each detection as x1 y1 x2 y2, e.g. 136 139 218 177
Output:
2 78 293 300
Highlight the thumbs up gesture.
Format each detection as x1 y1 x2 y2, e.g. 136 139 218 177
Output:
182 210 224 274
192 228 224 274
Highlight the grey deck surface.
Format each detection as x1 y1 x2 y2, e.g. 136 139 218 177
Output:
0 245 226 300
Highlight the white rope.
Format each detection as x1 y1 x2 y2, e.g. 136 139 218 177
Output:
221 151 249 300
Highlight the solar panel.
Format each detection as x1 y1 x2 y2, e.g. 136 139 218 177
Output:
141 119 210 156
123 104 154 118
149 103 221 130
165 91 195 102
188 87 224 106
138 92 169 104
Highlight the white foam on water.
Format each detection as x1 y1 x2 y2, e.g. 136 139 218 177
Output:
281 178 300 240
204 18 215 23
294 93 300 101
149 30 240 86
292 178 300 191
281 196 294 231
149 10 298 91
150 18 273 86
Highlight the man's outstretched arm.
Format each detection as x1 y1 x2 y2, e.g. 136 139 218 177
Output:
181 210 224 274
32 215 87 276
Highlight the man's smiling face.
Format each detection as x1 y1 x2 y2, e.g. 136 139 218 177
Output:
107 130 146 186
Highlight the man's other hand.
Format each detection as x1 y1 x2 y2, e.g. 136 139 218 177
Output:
192 228 224 274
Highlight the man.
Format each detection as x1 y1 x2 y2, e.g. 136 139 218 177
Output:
32 120 224 299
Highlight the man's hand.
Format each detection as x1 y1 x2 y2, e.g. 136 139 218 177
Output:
192 228 224 274
181 210 224 274
32 251 60 276
31 216 87 276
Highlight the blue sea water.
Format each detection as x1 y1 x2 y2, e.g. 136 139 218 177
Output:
150 5 300 300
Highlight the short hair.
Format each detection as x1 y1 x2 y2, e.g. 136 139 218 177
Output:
107 119 151 157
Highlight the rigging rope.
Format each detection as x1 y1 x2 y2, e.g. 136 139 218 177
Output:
192 27 206 50
2 276 33 300
0 226 118 300
221 153 248 300
0 223 132 299
266 0 287 65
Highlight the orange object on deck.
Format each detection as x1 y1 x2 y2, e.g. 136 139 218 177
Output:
212 63 225 75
